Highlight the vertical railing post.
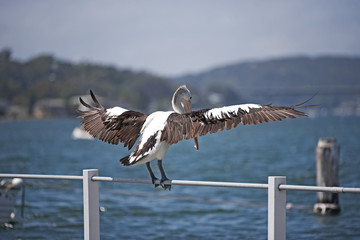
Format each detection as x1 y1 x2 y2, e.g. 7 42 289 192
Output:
83 169 100 240
268 176 286 240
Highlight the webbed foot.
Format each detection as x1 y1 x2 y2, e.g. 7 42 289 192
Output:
160 177 171 191
157 159 172 191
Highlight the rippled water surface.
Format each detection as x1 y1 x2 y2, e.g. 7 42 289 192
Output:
1 117 360 239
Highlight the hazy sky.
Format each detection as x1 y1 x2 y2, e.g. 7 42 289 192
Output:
1 0 359 76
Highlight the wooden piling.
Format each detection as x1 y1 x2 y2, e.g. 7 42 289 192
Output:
313 138 341 214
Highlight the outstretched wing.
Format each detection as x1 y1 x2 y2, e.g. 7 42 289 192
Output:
77 90 148 149
161 103 315 145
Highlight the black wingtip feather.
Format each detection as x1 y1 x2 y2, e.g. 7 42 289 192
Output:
79 96 95 110
293 92 320 108
89 90 102 108
120 155 131 166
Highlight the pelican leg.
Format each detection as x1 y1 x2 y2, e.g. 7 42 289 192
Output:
157 160 171 191
146 162 159 188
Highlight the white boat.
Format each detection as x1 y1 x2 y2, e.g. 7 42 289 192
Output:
72 126 94 140
0 178 23 225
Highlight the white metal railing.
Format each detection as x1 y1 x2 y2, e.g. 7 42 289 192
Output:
1 169 360 240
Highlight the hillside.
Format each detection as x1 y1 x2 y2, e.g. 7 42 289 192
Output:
1 49 360 119
0 49 175 118
173 56 360 115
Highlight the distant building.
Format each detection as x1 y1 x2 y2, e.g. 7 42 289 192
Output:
6 105 28 119
0 99 28 119
33 98 68 119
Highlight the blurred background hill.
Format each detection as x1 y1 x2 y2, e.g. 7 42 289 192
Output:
173 56 360 114
0 49 174 119
1 48 359 119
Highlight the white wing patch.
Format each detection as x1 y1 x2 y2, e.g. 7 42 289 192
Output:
204 104 261 120
106 107 128 117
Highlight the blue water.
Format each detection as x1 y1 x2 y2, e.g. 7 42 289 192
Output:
1 117 360 239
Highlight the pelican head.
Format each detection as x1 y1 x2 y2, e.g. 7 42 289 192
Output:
172 85 199 150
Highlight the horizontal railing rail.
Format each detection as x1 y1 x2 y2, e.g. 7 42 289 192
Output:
91 176 269 189
279 184 360 193
1 170 360 240
0 173 83 181
2 173 359 193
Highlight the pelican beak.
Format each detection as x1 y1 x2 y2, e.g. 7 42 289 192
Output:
182 100 199 150
182 100 192 114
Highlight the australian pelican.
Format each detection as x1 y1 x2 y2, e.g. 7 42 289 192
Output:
78 85 315 190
